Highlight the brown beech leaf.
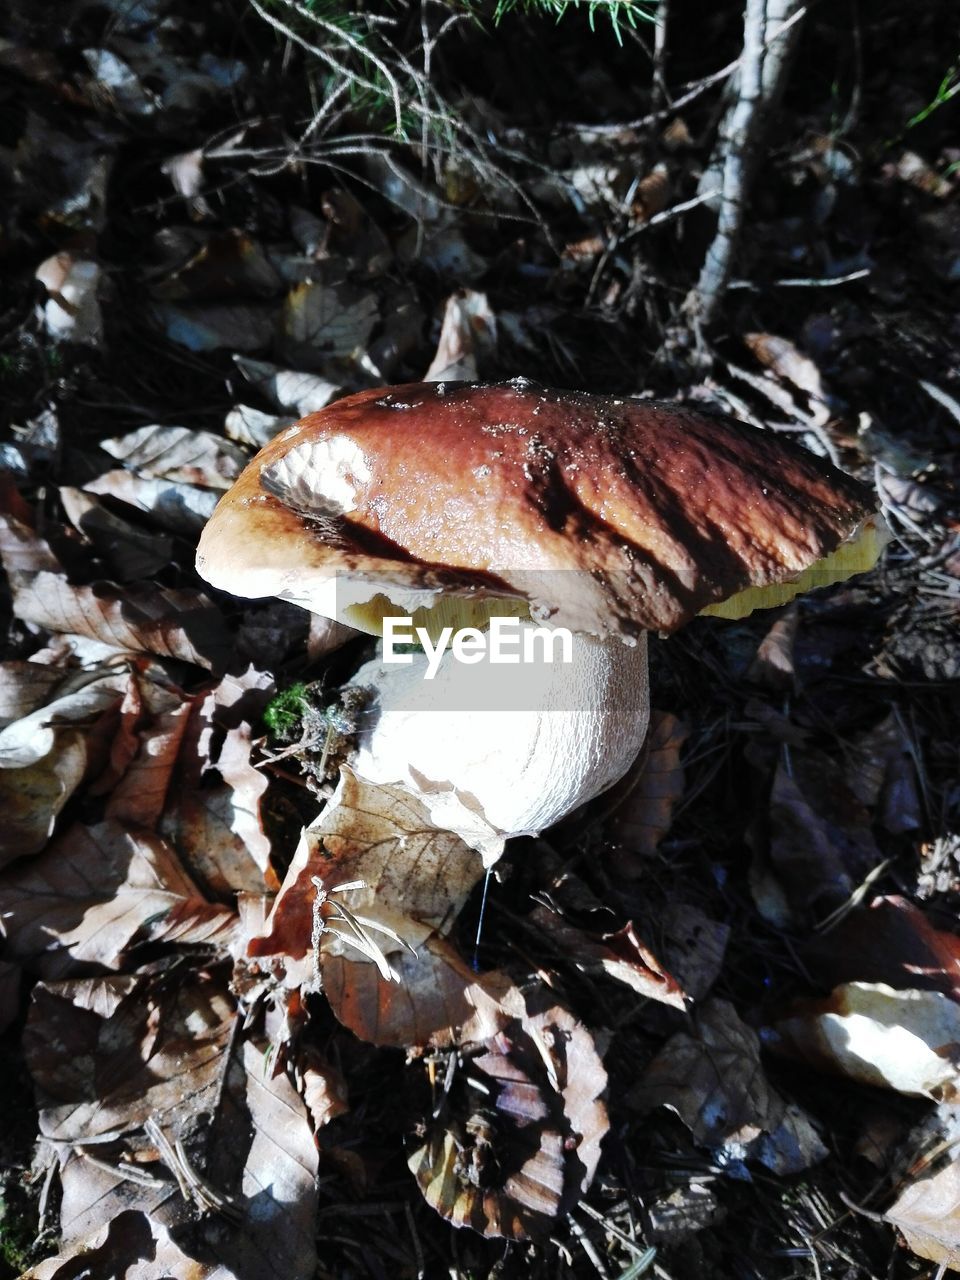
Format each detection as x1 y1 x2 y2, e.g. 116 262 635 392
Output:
0 731 87 864
410 981 608 1238
105 687 193 829
279 278 379 368
748 603 799 689
323 934 487 1048
802 895 960 1001
250 767 485 963
424 289 496 382
14 571 231 670
769 981 960 1100
24 1209 238 1280
160 690 272 896
603 710 687 868
0 820 236 976
24 969 235 1143
0 666 133 863
633 999 780 1144
765 749 883 918
632 999 826 1173
84 469 220 535
528 905 686 1008
100 424 250 489
59 487 175 581
0 661 65 727
24 972 318 1279
744 332 826 403
0 509 231 670
886 1158 960 1269
653 903 730 1002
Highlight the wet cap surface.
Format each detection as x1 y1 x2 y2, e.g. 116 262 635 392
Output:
196 378 876 636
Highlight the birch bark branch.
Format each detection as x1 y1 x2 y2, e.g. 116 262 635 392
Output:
687 0 806 327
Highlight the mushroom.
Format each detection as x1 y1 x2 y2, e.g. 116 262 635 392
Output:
196 378 882 863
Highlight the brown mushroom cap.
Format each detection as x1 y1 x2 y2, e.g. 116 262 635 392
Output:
195 378 876 637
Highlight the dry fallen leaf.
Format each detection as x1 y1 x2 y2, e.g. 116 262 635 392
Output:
528 904 687 1008
251 767 484 964
424 289 496 382
0 510 232 670
101 424 249 490
744 332 826 403
802 895 960 1002
0 665 134 863
250 769 486 1044
60 486 175 580
633 999 827 1174
769 981 960 1100
23 969 318 1278
410 981 608 1238
280 277 379 368
886 1157 960 1269
83 469 220 535
1 819 236 975
159 694 273 896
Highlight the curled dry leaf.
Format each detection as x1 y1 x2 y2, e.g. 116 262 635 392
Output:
0 665 133 863
410 982 608 1239
159 694 272 896
744 332 826 404
886 1157 960 1269
528 904 686 1009
0 819 236 976
768 981 960 1100
250 769 486 1045
0 661 65 727
251 767 485 964
101 424 249 490
424 289 496 382
224 404 296 449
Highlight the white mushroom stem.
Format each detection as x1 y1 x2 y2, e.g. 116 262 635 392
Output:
349 626 650 866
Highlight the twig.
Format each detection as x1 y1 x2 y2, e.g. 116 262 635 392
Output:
727 268 872 289
571 4 807 134
689 0 768 324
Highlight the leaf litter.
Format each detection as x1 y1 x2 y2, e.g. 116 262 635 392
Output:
1 0 959 1275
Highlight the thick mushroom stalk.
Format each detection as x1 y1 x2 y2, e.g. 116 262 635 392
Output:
349 626 649 866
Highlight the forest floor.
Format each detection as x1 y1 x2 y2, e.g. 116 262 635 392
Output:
0 1 958 1277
